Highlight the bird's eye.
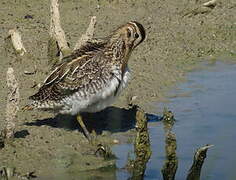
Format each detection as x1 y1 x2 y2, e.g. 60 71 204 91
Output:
135 33 139 39
127 29 132 38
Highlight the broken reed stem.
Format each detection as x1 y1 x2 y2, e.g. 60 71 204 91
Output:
203 0 217 8
131 107 151 180
186 144 213 180
74 16 97 50
48 0 97 66
182 0 217 17
5 67 20 139
48 0 71 64
49 0 70 53
8 29 26 56
161 108 178 180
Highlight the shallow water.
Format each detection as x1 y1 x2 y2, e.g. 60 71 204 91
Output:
114 61 236 180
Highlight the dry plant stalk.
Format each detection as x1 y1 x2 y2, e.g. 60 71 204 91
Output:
48 0 97 65
5 67 20 139
74 16 97 50
49 0 71 57
187 144 213 180
182 0 217 17
203 0 217 7
8 29 26 56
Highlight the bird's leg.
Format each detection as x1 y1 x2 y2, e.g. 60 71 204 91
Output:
76 114 92 143
76 115 112 158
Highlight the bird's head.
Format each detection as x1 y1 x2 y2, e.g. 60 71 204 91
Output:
109 21 146 53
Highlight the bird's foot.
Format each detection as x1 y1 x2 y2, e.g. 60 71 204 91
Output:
94 143 115 160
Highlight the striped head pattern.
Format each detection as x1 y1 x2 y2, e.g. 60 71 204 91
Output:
110 21 146 50
108 21 146 63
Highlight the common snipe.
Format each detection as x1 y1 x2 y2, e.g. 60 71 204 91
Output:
26 21 146 142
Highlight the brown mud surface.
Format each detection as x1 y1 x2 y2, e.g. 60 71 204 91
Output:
0 0 235 178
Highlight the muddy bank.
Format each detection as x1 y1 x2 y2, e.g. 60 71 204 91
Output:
0 0 235 178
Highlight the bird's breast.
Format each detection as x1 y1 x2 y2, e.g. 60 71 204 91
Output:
59 67 131 114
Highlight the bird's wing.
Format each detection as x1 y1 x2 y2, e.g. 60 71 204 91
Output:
30 48 121 102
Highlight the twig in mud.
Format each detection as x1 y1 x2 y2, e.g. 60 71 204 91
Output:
182 7 212 17
8 29 26 56
203 0 217 8
48 0 97 66
161 108 178 180
0 167 15 179
24 70 36 75
130 107 151 180
48 0 71 64
0 166 36 180
182 0 217 17
3 67 20 140
186 144 213 180
24 65 37 75
74 16 97 50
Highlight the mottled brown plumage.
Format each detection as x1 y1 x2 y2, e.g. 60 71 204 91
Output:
28 21 146 115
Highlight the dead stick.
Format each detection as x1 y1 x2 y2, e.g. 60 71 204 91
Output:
49 0 71 59
203 0 217 8
5 67 20 139
186 144 213 180
8 29 26 56
74 16 97 50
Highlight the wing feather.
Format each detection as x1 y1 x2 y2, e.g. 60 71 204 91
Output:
29 41 119 102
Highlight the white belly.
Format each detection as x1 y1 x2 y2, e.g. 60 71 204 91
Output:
59 68 131 115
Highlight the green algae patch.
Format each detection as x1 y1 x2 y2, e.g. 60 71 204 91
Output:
128 106 151 180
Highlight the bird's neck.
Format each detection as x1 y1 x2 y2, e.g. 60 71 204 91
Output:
105 38 132 76
107 37 131 60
